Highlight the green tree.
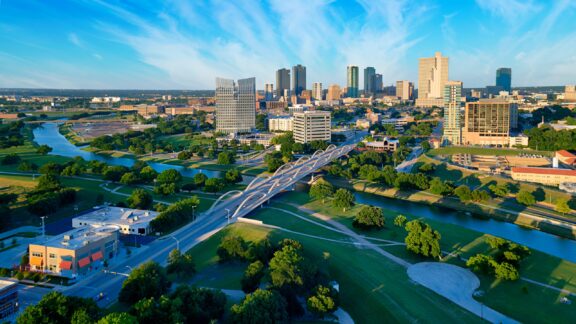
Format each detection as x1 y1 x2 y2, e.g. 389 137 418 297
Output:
269 245 304 289
37 144 53 155
494 262 520 281
393 215 407 227
217 235 248 262
139 166 158 183
97 312 138 324
241 260 265 293
156 169 182 186
404 220 441 258
309 179 334 204
119 172 139 185
454 185 472 202
204 178 225 193
555 198 571 215
466 254 495 275
230 289 288 324
193 173 208 187
103 166 130 182
17 292 100 324
166 248 196 279
428 177 454 196
516 190 536 206
118 261 171 304
225 168 243 184
488 183 509 197
353 206 385 229
306 285 339 318
332 188 355 211
217 151 236 165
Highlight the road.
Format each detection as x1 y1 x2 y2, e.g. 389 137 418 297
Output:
395 146 423 173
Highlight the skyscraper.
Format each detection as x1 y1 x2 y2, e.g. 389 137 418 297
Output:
374 74 383 94
347 65 359 98
265 83 274 101
463 99 516 146
417 52 449 107
292 64 306 96
312 82 323 100
496 68 512 93
293 111 331 144
276 68 290 99
396 81 414 100
363 67 376 95
327 84 341 101
215 77 256 134
442 81 463 145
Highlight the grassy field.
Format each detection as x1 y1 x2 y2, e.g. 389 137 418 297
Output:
155 134 213 148
428 147 554 157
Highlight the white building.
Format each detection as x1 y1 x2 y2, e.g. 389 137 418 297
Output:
312 82 323 100
293 111 331 143
73 207 159 235
269 116 293 132
215 77 256 134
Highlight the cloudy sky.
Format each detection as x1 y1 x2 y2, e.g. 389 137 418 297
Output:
0 0 575 90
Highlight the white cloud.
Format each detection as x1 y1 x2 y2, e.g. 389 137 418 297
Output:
68 33 83 48
475 0 540 24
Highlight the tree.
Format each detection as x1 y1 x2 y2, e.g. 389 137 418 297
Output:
306 285 339 318
494 262 520 281
166 248 196 279
217 235 248 262
353 206 385 229
193 173 208 187
488 183 509 198
428 177 454 196
97 312 138 324
36 174 61 192
149 197 200 233
516 190 536 206
332 188 355 211
126 188 153 210
217 151 236 165
555 198 571 215
118 261 171 304
37 144 53 155
139 166 158 183
309 180 334 204
466 254 495 275
230 289 288 324
241 260 265 293
156 169 182 186
119 172 139 185
17 292 100 324
454 185 472 202
404 220 441 258
103 166 130 182
18 160 38 172
225 168 243 184
204 178 225 192
486 236 507 249
393 215 407 227
269 245 304 289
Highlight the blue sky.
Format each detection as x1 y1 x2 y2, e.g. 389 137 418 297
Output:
0 0 575 90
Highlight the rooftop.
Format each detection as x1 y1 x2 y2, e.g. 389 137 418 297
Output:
511 167 576 176
75 207 158 227
556 150 576 158
0 279 17 290
36 225 119 250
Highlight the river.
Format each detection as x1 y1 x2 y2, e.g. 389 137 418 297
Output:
32 122 254 182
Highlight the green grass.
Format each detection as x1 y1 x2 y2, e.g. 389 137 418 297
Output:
155 134 213 147
428 147 554 157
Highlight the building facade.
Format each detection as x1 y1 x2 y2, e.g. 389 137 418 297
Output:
374 74 383 94
442 81 463 145
327 84 341 101
463 100 513 146
268 116 293 132
29 225 119 278
265 83 274 101
396 80 414 100
0 280 18 320
564 85 576 101
363 67 376 96
293 111 331 143
347 65 359 98
312 82 323 100
276 68 290 99
72 207 158 235
496 68 512 93
511 167 576 186
292 64 306 96
417 52 449 107
215 77 256 134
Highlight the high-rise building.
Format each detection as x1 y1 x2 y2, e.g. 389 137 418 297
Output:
312 82 323 100
363 67 376 95
215 77 256 134
327 84 341 101
417 52 449 107
347 65 359 98
396 81 414 100
374 74 383 94
276 68 290 99
293 111 331 143
442 81 463 145
292 64 306 96
565 85 576 101
264 83 274 101
463 99 517 146
496 68 512 93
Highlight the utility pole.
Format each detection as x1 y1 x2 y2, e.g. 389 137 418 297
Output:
40 216 48 242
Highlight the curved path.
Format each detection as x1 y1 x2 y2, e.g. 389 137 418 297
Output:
407 262 518 324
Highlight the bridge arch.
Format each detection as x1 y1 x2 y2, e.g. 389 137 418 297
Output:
207 190 243 213
295 155 311 165
246 176 267 191
325 144 337 152
272 162 294 178
310 149 325 159
232 191 267 218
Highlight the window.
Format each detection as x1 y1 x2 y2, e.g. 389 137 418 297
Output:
49 253 56 259
32 252 43 257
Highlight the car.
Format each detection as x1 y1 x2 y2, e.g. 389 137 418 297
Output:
94 292 106 301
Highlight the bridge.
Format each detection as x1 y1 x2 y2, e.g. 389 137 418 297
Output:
206 143 356 221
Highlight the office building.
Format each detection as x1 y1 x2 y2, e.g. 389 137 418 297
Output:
374 74 383 93
0 280 18 319
463 100 517 146
29 225 119 277
442 81 463 145
72 207 159 236
564 85 576 101
363 67 376 95
292 64 306 96
276 68 290 98
268 116 293 132
347 65 359 98
265 83 274 101
327 84 341 101
417 52 449 107
396 81 414 100
312 82 323 100
215 77 256 134
293 111 331 143
511 167 576 186
496 68 512 92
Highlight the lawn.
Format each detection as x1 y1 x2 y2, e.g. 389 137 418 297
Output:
428 146 554 157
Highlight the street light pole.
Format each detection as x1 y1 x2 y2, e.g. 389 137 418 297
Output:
192 205 196 220
169 236 180 250
225 208 230 224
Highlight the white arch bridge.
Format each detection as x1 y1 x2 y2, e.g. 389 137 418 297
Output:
205 143 355 221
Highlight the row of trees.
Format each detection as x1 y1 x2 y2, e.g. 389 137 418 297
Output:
466 236 531 281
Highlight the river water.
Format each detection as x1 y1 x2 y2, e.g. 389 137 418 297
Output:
32 122 254 182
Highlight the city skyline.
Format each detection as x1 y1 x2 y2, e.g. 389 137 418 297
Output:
0 0 575 89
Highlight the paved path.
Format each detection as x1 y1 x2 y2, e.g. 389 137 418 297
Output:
407 262 518 324
0 226 40 240
521 277 575 297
